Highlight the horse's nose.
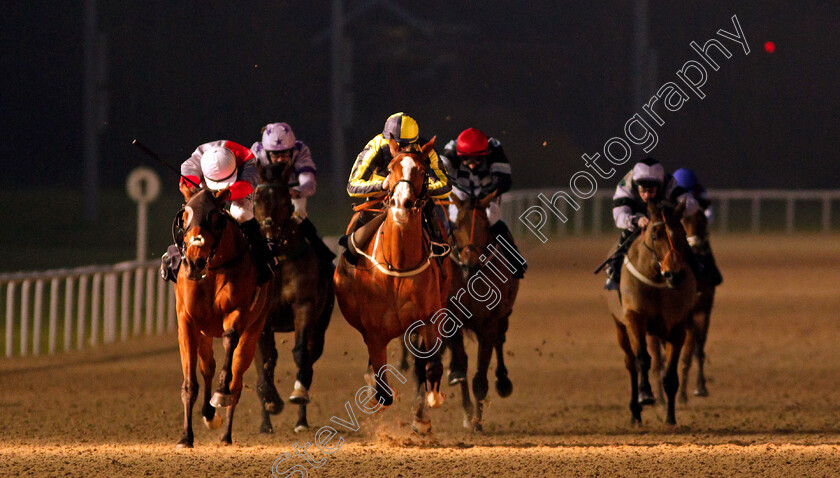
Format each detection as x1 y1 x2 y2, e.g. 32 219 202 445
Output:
195 257 207 270
663 271 673 281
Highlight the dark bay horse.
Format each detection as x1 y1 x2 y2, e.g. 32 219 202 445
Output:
678 208 717 400
650 208 718 403
174 188 270 447
604 200 696 425
446 191 519 432
334 137 450 434
252 162 335 434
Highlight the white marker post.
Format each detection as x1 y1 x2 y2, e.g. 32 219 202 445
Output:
126 167 161 262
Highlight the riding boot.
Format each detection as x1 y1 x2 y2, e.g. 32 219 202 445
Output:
298 217 336 264
160 244 182 283
489 221 527 279
240 218 274 284
703 251 723 286
685 247 704 280
423 204 449 263
604 253 623 290
339 211 385 266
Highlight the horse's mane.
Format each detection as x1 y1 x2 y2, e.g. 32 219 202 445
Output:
261 162 293 185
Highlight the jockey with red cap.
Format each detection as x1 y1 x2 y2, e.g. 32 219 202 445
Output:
443 127 527 279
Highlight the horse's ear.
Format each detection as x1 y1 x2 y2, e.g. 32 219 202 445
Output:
646 199 658 219
477 189 498 209
280 162 294 184
450 192 463 209
421 136 437 156
214 187 231 203
180 181 196 202
674 200 686 219
388 137 400 157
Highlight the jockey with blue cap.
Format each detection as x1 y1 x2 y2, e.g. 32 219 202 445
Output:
673 168 723 286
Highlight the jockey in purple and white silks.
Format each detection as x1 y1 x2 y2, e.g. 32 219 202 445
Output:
251 122 335 264
604 157 700 290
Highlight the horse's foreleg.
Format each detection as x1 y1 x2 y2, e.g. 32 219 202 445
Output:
679 322 696 404
418 323 445 409
176 323 199 448
255 328 282 434
494 316 513 398
366 340 394 406
198 335 222 431
447 329 468 385
211 328 240 410
648 335 665 403
615 320 642 424
411 348 431 434
291 302 316 406
664 325 686 425
471 332 494 432
624 310 654 406
220 320 262 445
694 308 712 397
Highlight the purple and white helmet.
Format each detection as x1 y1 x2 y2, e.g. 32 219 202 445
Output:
262 122 296 152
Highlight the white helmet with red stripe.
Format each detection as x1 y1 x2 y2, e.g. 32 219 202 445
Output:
200 146 238 190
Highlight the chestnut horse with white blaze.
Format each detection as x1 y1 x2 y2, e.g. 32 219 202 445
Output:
334 137 450 434
174 187 270 447
605 200 696 425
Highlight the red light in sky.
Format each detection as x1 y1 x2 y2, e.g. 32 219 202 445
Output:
765 41 776 53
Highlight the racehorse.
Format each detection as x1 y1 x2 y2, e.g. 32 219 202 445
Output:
650 208 718 403
174 187 270 447
334 137 450 434
604 200 696 425
678 208 716 400
446 191 519 432
252 161 335 434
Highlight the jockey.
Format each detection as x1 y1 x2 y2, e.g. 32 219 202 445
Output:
603 157 700 290
161 140 274 284
341 112 451 265
442 127 527 279
673 168 723 286
251 122 336 265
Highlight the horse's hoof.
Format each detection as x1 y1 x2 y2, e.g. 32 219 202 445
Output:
412 418 432 435
666 416 677 426
203 412 224 430
631 417 642 426
638 392 656 406
210 392 231 408
260 423 274 434
448 369 466 386
471 418 484 433
264 397 284 415
364 372 376 388
462 417 472 429
495 376 513 398
294 424 309 434
289 380 310 405
175 440 193 449
694 387 709 397
426 391 446 408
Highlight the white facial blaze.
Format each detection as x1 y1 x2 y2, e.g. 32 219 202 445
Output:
184 206 194 228
391 156 417 223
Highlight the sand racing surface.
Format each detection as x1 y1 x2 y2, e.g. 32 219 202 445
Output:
2 235 839 477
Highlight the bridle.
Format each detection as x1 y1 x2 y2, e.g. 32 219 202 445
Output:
629 211 682 287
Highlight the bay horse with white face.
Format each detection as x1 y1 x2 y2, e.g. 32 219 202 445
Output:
334 137 450 434
174 187 270 447
605 200 696 425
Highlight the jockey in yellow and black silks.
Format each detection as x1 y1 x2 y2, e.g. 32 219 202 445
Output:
341 112 451 265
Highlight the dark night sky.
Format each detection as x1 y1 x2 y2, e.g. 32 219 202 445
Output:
2 1 838 193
